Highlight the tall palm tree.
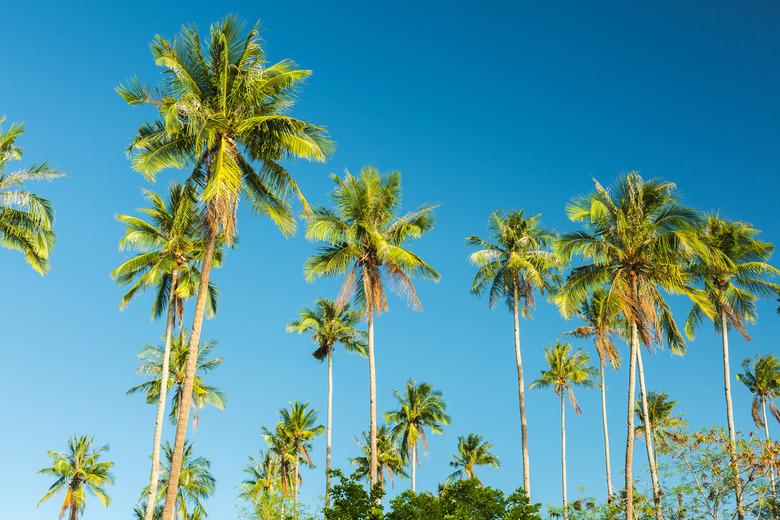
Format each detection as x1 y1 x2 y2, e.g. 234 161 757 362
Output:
276 401 324 517
350 426 408 488
447 434 500 483
737 354 780 500
112 184 219 520
37 435 114 520
140 442 215 520
685 216 779 519
530 341 597 520
467 210 560 496
119 17 331 520
384 379 450 493
0 116 63 274
128 333 226 429
287 298 366 506
564 287 623 502
634 391 687 469
304 166 439 487
556 173 705 520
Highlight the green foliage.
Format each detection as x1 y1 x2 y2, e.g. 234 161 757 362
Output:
447 433 500 483
351 426 408 486
737 354 780 430
326 470 385 520
530 341 597 413
287 298 367 360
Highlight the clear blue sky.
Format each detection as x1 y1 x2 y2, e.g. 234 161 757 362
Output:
2 1 779 518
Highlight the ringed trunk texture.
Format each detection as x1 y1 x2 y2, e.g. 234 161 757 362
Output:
561 394 569 520
325 349 333 509
513 283 531 496
625 321 639 520
161 232 217 520
411 443 417 493
636 347 663 520
599 362 614 502
367 308 378 488
720 313 745 520
144 270 179 520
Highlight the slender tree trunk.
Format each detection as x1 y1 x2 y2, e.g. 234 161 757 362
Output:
763 397 778 508
561 394 569 520
636 346 663 520
411 443 417 493
600 361 614 503
625 319 639 520
325 349 333 510
144 270 179 520
367 307 378 488
69 501 78 520
720 313 745 520
161 231 217 520
294 456 299 519
513 282 531 496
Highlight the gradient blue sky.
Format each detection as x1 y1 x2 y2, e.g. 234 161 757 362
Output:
2 1 779 518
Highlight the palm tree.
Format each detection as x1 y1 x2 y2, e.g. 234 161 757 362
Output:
140 442 215 520
556 173 704 520
685 216 779 518
128 333 226 429
240 450 281 504
287 298 366 506
119 17 331 520
447 434 500 483
564 288 623 502
0 116 63 274
634 391 687 469
37 435 114 520
276 401 324 517
262 427 296 519
384 379 450 493
737 354 780 500
112 184 219 520
467 210 560 495
304 166 439 487
350 426 408 488
530 341 597 520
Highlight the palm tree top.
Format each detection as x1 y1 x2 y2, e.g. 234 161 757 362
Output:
564 287 625 368
350 425 408 484
737 354 780 428
530 341 597 414
287 297 367 360
385 379 451 459
634 391 687 439
447 433 500 483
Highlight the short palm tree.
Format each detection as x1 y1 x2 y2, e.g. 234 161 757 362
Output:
685 216 779 518
530 341 597 520
37 435 114 520
287 298 366 506
467 210 560 495
384 379 450 493
634 391 687 469
447 434 500 483
112 184 219 520
240 450 280 504
119 17 331 519
261 426 296 517
304 166 439 487
556 173 704 520
276 401 324 517
564 288 623 501
0 116 63 274
351 426 408 488
128 333 226 428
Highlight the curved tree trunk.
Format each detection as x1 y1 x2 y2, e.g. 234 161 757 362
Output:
561 394 569 520
720 313 744 520
763 397 778 505
513 282 531 496
411 443 417 493
636 346 663 520
144 270 179 520
325 349 333 510
599 361 614 503
367 308 378 489
625 320 639 520
161 231 217 520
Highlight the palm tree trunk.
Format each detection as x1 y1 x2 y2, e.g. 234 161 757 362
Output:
69 502 78 520
561 394 569 520
763 397 778 508
411 443 417 493
513 282 531 496
161 231 217 520
625 319 639 520
636 346 663 520
720 312 744 520
294 456 299 519
367 307 378 489
325 349 333 510
599 361 614 503
144 270 179 520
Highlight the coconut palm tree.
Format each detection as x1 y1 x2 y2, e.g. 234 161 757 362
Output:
564 288 623 502
261 426 296 519
634 391 687 469
304 166 439 487
287 298 366 506
119 17 331 519
140 442 215 520
447 434 500 483
467 210 560 495
737 354 780 500
685 216 779 518
556 173 705 520
0 116 63 274
350 426 408 488
530 341 597 520
384 379 450 493
37 435 114 520
128 333 226 428
240 450 280 504
112 184 220 520
276 401 324 517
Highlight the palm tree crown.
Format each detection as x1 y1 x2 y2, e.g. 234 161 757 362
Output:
737 355 780 431
447 433 500 483
565 287 624 369
287 298 366 359
634 391 687 454
531 342 597 412
350 426 408 486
